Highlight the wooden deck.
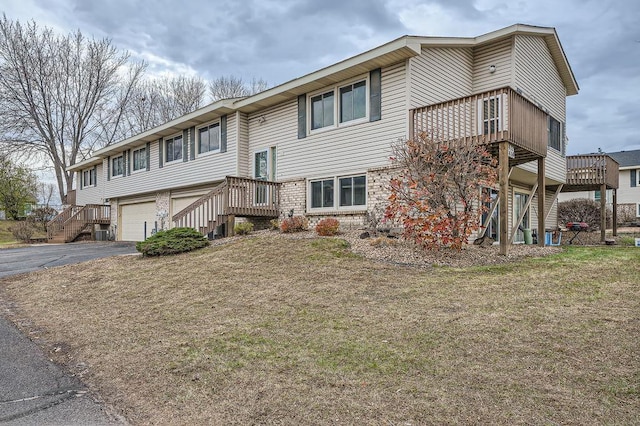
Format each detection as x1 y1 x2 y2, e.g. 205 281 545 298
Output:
564 154 619 191
173 176 281 236
410 87 549 167
47 204 110 243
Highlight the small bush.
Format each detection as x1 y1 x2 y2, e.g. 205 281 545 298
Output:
28 207 58 231
315 218 340 236
10 221 35 243
280 216 308 233
234 222 254 235
558 198 612 230
136 227 209 256
269 219 280 230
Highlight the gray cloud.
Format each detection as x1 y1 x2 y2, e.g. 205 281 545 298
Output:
3 0 639 153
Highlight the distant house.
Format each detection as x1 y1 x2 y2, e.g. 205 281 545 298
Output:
559 149 640 223
61 24 579 254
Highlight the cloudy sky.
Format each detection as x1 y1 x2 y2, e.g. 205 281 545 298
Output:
2 0 639 155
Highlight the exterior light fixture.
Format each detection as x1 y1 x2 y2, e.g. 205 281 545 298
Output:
489 65 496 73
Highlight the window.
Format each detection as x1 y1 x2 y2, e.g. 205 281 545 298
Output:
309 77 368 132
340 80 366 123
165 135 183 162
198 123 220 154
311 179 334 208
82 168 96 188
111 155 123 177
481 97 501 135
309 175 366 210
311 91 334 130
339 176 366 207
548 116 562 151
132 147 146 171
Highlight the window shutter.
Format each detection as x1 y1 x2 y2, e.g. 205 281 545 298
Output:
79 171 83 191
145 143 151 171
297 94 306 139
631 169 637 188
158 139 164 169
94 165 98 185
107 156 111 181
369 68 382 122
190 126 196 160
182 129 189 162
220 115 227 153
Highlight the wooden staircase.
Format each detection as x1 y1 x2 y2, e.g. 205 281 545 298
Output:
47 204 111 243
173 176 281 237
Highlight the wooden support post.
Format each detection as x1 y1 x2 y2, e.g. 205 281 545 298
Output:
537 157 546 246
499 142 509 255
227 215 235 237
612 188 618 237
600 183 606 242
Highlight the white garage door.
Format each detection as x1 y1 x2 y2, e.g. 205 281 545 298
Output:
120 202 156 241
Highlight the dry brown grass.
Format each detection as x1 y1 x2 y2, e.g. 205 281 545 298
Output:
1 236 639 425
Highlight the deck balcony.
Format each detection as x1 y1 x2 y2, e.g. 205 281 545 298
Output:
565 154 619 191
410 87 549 167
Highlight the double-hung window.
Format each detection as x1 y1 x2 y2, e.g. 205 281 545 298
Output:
309 175 366 211
548 116 563 152
165 135 183 163
132 147 146 171
340 81 366 123
198 123 220 154
311 91 334 130
82 168 96 188
309 77 368 132
111 155 123 177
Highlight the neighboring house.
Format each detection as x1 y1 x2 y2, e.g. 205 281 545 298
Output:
65 24 579 254
559 149 640 223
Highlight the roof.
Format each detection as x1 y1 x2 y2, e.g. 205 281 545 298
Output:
606 149 640 169
69 24 578 172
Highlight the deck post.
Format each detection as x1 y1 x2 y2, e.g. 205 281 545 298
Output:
537 157 546 247
499 142 509 255
612 188 617 237
600 183 606 242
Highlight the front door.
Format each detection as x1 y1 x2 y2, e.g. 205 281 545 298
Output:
254 149 276 205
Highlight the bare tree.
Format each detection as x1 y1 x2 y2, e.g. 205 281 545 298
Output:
126 75 207 134
0 16 146 203
209 75 269 101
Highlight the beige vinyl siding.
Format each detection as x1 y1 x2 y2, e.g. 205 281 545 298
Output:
514 35 566 121
104 114 238 199
517 150 567 184
472 38 513 93
616 170 640 204
409 47 473 108
76 163 105 205
248 62 407 180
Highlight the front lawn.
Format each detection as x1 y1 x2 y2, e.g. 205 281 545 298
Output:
1 237 638 424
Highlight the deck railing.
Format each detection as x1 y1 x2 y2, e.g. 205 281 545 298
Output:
47 204 110 242
411 87 548 160
566 154 619 189
172 176 281 236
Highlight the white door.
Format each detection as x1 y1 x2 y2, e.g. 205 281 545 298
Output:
120 202 156 241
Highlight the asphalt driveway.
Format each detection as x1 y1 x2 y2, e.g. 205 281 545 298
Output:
0 241 137 424
0 241 138 279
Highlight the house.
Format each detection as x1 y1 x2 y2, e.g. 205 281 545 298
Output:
559 149 640 224
63 24 579 254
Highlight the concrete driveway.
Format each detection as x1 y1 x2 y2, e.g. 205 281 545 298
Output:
0 241 138 279
0 241 137 424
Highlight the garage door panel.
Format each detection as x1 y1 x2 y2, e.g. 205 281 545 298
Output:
120 202 156 241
